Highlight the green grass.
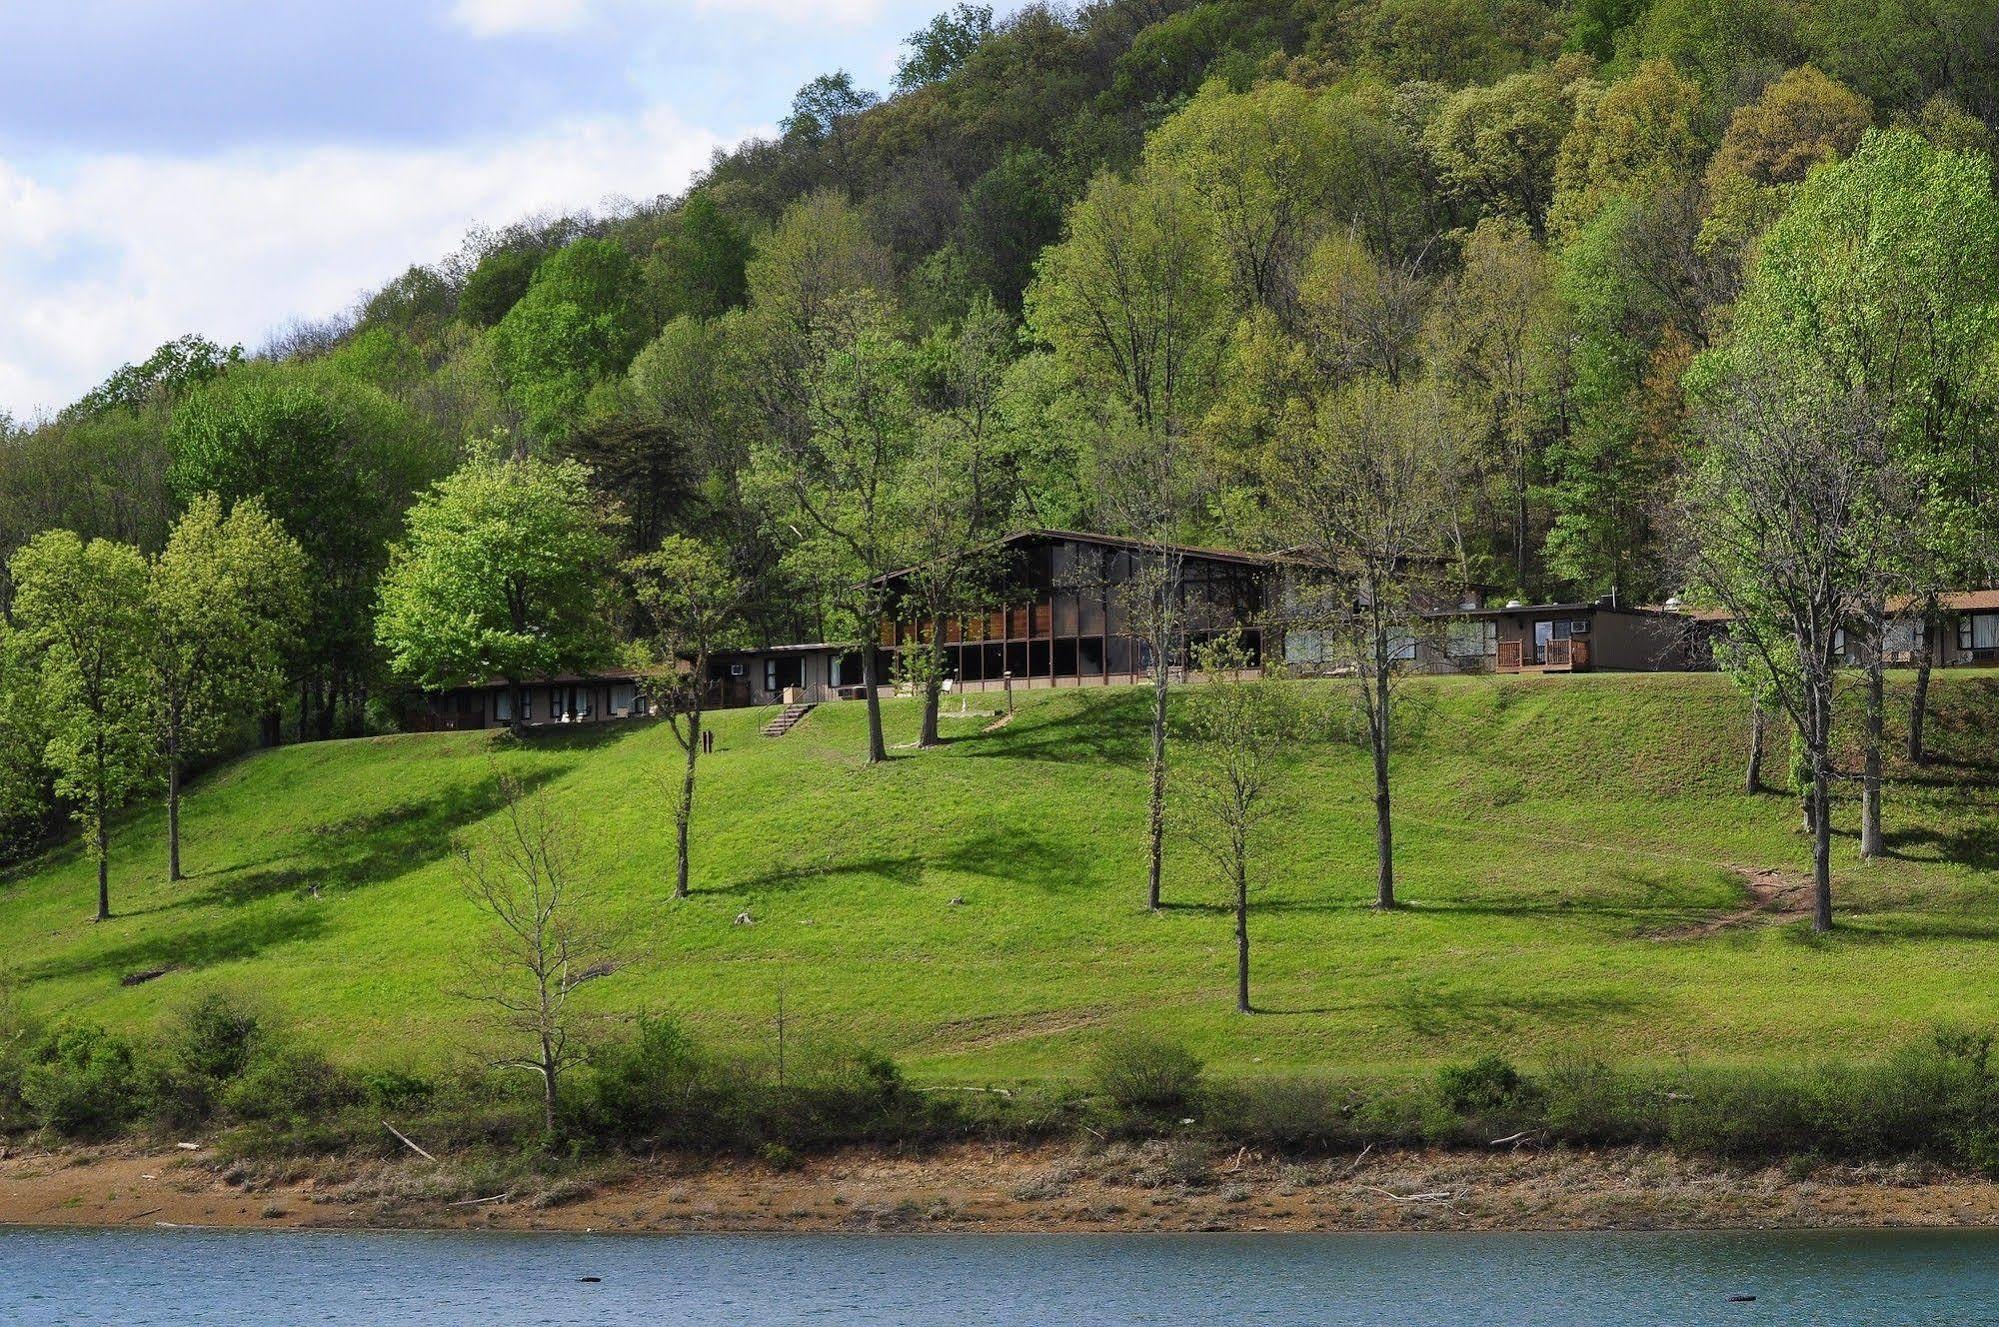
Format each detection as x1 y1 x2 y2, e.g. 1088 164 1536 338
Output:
3 672 1996 1084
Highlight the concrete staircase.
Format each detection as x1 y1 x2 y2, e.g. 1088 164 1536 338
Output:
760 703 816 738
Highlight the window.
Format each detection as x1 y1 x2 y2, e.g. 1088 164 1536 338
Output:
1963 613 1999 651
1447 621 1495 657
494 690 511 722
1884 620 1924 655
611 683 635 715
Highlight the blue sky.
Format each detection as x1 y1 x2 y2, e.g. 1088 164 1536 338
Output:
0 0 972 418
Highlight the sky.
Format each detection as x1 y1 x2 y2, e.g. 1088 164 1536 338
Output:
0 0 971 419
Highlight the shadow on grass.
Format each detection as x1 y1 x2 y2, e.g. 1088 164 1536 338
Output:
186 769 564 909
1390 983 1649 1037
956 690 1154 767
713 826 1089 898
1882 824 1999 871
21 907 330 985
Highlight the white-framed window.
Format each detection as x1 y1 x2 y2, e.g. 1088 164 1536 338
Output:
1960 613 1999 651
494 689 511 722
610 682 635 715
1883 619 1924 655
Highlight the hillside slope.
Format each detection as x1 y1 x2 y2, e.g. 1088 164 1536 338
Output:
2 673 1995 1082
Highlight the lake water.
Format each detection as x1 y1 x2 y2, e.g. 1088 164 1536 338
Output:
5 1226 1999 1325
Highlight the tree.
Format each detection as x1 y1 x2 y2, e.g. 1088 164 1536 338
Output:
627 537 744 899
1735 130 1999 827
646 192 752 321
168 362 448 741
455 772 608 1136
492 238 652 441
1682 353 1893 933
1269 377 1460 910
0 623 54 860
9 531 152 921
376 455 619 738
147 496 307 882
67 334 242 421
1026 165 1227 437
1426 216 1562 592
894 299 1018 748
896 3 995 91
1181 636 1297 1015
1421 64 1581 236
1146 79 1341 318
749 294 922 764
1548 59 1707 244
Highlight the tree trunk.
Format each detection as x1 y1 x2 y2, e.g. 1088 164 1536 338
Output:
862 642 887 764
1745 697 1765 795
539 1045 558 1136
167 746 182 883
1860 635 1885 860
675 703 700 900
96 816 111 922
1811 752 1833 933
1908 603 1937 764
919 618 945 748
1234 854 1250 1015
1147 655 1169 911
1372 666 1395 910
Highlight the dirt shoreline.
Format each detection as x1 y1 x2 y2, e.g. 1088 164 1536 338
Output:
9 1141 1999 1235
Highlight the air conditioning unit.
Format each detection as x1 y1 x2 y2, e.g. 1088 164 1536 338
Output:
729 663 745 677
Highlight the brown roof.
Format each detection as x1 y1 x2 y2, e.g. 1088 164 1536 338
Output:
1684 588 1999 624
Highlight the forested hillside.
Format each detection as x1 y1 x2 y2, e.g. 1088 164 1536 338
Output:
3 0 1998 862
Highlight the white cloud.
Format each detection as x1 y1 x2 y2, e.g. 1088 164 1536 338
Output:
447 0 594 38
0 106 737 418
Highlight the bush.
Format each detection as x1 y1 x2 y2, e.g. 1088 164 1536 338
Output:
222 1046 357 1126
21 1026 142 1136
149 993 266 1127
584 1016 724 1145
1090 1034 1203 1115
1541 1051 1653 1144
1437 1054 1525 1114
1207 1075 1358 1150
362 1067 436 1114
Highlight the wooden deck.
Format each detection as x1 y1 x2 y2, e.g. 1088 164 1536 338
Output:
1496 639 1592 673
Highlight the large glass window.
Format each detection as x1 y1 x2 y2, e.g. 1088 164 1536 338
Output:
1964 613 1999 650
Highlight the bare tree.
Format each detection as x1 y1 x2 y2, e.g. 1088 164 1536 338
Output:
1181 636 1297 1014
455 773 609 1135
1269 377 1460 910
1682 361 1893 932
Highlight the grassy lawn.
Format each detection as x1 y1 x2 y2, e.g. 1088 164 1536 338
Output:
2 671 1995 1084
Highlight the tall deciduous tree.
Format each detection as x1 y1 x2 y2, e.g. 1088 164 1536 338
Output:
168 362 447 741
376 455 619 738
750 293 921 765
1683 355 1893 933
9 531 152 921
147 495 308 882
895 298 1018 748
1270 378 1461 910
1731 129 1999 833
627 537 744 899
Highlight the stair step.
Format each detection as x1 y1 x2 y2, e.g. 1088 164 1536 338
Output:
760 703 816 737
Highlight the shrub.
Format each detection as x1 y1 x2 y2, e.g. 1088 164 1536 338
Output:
362 1067 436 1114
585 1016 725 1145
1090 1034 1203 1115
223 1046 357 1125
149 993 266 1127
1207 1075 1357 1150
1437 1054 1525 1114
21 1026 142 1136
1541 1051 1653 1144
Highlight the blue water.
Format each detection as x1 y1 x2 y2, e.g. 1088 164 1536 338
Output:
4 1227 1999 1325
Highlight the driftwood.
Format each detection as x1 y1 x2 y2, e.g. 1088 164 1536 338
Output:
383 1119 437 1161
1338 1143 1375 1177
447 1192 511 1207
1359 1185 1458 1203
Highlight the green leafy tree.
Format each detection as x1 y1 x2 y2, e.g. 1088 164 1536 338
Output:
376 456 619 738
646 192 752 321
9 531 152 921
748 294 922 765
146 495 308 882
66 335 242 421
1548 59 1708 243
896 3 995 91
492 238 652 441
0 624 54 860
626 537 744 899
1026 164 1227 436
1421 62 1582 235
168 362 448 740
